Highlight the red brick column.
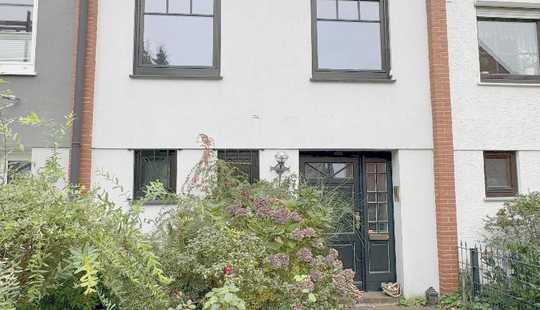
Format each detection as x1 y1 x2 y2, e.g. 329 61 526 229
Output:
425 0 459 293
79 0 98 191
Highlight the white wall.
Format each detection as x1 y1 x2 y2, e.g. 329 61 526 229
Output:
31 147 70 187
447 0 540 243
392 150 439 296
92 0 433 150
91 0 440 294
455 150 540 244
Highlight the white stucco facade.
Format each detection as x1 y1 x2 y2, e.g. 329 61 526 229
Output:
447 0 540 244
90 0 440 296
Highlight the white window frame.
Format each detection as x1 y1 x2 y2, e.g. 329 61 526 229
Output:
0 0 39 76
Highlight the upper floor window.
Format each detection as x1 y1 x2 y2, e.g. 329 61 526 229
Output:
133 0 221 79
478 18 540 83
0 0 37 75
484 151 518 198
311 0 391 82
133 150 177 200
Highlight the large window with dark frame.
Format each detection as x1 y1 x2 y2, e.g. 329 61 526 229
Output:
133 0 220 78
0 0 36 74
311 0 391 81
217 150 259 184
478 17 540 83
483 151 518 198
133 150 177 200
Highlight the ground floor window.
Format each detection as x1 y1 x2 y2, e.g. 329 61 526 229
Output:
484 151 518 198
217 150 259 184
7 160 31 183
133 149 177 199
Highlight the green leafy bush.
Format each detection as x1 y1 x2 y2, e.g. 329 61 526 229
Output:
482 192 540 308
0 157 172 309
152 158 363 309
202 281 246 310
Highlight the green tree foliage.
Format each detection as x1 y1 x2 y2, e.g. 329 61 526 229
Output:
153 46 170 66
482 193 540 308
0 156 172 309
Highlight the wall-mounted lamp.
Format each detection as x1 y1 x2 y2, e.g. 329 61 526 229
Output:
271 151 290 184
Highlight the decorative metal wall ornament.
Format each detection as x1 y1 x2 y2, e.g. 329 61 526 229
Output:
271 152 290 184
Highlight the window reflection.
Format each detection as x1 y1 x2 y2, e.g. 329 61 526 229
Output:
0 1 34 63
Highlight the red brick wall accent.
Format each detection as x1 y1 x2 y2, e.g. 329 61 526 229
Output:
425 0 459 293
79 0 99 191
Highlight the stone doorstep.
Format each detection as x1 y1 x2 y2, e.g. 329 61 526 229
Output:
360 292 400 305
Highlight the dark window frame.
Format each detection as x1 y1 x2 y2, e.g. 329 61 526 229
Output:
133 149 177 200
310 0 392 83
477 17 540 84
133 0 221 79
483 151 518 198
7 160 31 183
217 149 259 184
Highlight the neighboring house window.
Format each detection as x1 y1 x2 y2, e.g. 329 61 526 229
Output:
0 0 37 75
484 151 518 198
477 18 540 83
133 150 177 200
311 0 391 81
133 0 221 78
218 150 259 184
7 160 31 182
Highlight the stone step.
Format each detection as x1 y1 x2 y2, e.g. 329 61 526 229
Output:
361 292 400 305
355 303 401 309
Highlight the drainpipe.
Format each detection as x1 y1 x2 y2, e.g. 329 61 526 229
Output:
426 0 459 294
70 0 97 191
69 0 87 185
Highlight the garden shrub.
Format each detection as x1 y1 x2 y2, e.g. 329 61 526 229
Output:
1 132 364 309
0 156 172 309
152 155 363 309
482 192 540 308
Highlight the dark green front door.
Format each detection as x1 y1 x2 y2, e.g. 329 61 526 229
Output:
300 153 396 291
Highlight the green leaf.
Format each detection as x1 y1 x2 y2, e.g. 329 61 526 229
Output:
18 112 41 126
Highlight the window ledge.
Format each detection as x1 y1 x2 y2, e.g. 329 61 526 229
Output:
480 75 540 86
0 71 37 77
128 199 177 206
484 196 517 202
142 201 176 206
310 76 396 84
130 74 222 81
476 1 540 9
478 81 540 87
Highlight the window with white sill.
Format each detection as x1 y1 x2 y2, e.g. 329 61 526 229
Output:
477 6 540 83
0 0 37 75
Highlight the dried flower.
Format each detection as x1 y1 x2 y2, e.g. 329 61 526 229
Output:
254 198 272 219
267 253 290 269
296 248 314 263
295 278 315 293
289 211 303 223
332 269 363 303
271 208 290 224
291 228 316 241
226 205 251 218
310 270 322 282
